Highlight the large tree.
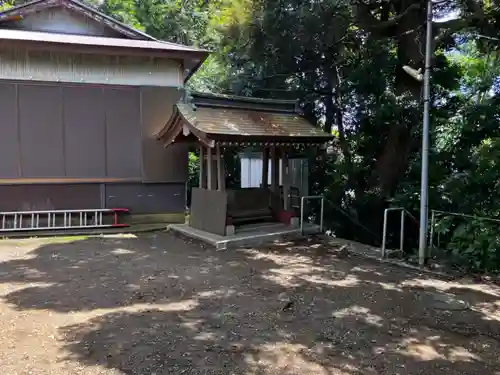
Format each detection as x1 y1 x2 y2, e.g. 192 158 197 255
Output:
10 0 498 269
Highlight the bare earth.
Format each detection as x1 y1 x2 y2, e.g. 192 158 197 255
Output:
0 233 499 375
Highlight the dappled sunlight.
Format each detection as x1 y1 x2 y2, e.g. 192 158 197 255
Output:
193 330 218 341
300 273 359 287
245 343 352 375
261 264 358 288
401 277 500 297
471 301 500 323
386 334 482 363
350 265 385 277
0 233 499 373
0 235 229 312
242 245 358 288
241 247 316 267
109 248 135 255
332 306 383 327
68 298 200 322
0 281 55 296
373 281 404 291
448 347 482 362
196 288 238 299
401 277 500 324
398 336 447 361
0 266 48 282
180 318 205 332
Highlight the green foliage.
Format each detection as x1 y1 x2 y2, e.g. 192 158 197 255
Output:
0 1 15 11
188 152 200 189
434 216 500 272
94 0 500 272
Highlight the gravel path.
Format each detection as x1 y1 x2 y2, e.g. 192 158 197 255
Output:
0 232 498 374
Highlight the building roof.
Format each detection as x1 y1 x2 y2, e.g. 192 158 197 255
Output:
0 0 154 40
0 28 208 56
158 92 333 147
0 0 209 81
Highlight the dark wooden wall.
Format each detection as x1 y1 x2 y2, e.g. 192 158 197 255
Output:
0 82 141 179
0 81 188 182
0 81 188 213
0 182 186 213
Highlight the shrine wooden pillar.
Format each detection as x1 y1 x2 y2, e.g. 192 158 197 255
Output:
270 145 280 192
216 143 226 191
206 146 214 190
199 145 206 188
261 147 269 188
282 148 290 210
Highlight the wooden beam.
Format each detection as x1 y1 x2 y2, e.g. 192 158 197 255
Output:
216 144 225 191
282 149 290 210
262 147 269 188
199 145 205 188
0 178 143 185
270 145 280 192
207 146 213 190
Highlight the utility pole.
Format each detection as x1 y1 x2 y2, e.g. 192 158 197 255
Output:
418 0 433 267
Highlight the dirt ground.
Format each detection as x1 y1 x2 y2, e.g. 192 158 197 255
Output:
0 232 499 375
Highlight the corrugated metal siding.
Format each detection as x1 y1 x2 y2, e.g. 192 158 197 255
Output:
140 87 188 182
0 49 182 87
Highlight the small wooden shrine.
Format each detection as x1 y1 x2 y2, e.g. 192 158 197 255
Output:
157 92 333 236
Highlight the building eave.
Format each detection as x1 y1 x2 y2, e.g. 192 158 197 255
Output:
0 0 155 40
0 29 209 61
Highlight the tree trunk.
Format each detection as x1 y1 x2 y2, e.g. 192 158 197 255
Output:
374 0 427 196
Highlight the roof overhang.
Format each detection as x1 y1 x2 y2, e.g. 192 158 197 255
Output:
158 108 215 148
0 0 210 80
0 0 155 40
157 95 334 148
0 29 210 82
0 29 209 60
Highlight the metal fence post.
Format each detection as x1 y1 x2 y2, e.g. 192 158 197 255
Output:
429 209 436 257
400 210 405 252
300 196 305 235
381 209 389 259
320 197 324 232
300 196 324 235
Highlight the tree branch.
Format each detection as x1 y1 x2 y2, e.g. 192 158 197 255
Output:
354 1 421 32
434 12 488 42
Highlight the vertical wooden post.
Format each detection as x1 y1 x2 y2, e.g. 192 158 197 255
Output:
199 145 205 189
282 148 290 210
270 145 280 192
216 143 225 191
207 146 213 190
262 147 269 188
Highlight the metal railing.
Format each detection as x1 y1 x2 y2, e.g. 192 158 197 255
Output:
381 207 418 259
300 195 324 235
429 209 500 254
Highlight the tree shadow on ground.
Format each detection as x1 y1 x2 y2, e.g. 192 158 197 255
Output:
0 232 499 374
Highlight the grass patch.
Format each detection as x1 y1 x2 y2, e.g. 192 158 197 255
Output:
0 235 89 245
